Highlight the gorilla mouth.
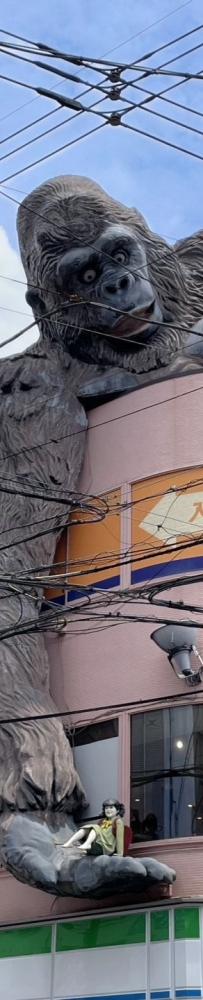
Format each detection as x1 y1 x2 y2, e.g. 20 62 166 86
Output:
109 302 155 341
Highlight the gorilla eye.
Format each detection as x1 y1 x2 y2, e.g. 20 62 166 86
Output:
112 250 127 264
82 268 97 284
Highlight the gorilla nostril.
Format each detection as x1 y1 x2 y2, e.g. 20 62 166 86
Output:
106 275 129 296
106 284 117 295
120 276 129 290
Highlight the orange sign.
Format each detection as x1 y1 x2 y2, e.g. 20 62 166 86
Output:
131 466 203 584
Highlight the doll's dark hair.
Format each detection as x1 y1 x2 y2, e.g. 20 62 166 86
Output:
102 798 125 818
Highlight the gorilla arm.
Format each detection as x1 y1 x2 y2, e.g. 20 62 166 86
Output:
0 339 89 872
0 338 176 897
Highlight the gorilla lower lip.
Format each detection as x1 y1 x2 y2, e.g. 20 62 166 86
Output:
110 304 155 339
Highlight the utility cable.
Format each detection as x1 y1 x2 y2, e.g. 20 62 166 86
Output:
0 0 197 130
2 187 203 351
2 35 201 183
0 119 107 185
2 170 203 320
0 684 199 728
0 93 107 166
0 1 197 59
121 118 203 163
0 379 201 467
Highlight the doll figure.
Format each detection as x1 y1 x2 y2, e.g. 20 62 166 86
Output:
61 799 125 856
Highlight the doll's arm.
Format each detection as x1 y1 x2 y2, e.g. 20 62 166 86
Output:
115 818 124 856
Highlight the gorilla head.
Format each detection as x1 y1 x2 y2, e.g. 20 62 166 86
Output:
17 175 203 375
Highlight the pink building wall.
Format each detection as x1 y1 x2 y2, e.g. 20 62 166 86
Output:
49 371 203 719
1 372 203 925
48 371 203 907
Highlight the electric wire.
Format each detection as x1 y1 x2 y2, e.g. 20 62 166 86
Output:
133 88 203 135
1 185 203 353
1 13 203 799
0 465 202 576
0 1 197 59
2 26 201 183
0 379 200 468
121 118 203 163
0 684 200 729
0 18 201 153
0 11 186 129
0 118 107 185
0 304 30 316
1 79 202 169
1 29 203 93
0 94 107 166
3 528 202 582
2 179 203 330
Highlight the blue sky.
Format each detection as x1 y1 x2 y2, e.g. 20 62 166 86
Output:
0 0 202 353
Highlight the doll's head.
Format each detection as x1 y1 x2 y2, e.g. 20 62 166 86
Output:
102 798 125 820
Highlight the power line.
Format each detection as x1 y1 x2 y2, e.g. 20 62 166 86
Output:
125 64 203 82
1 78 202 170
0 304 30 316
1 466 202 576
0 49 121 119
129 21 203 69
134 84 203 122
0 46 110 98
160 92 203 120
121 118 203 162
0 105 61 147
0 12 200 144
0 69 94 117
0 684 199 729
0 379 200 469
0 203 203 283
1 297 202 353
0 484 203 562
137 103 203 140
0 76 101 152
0 1 197 60
0 94 106 166
1 35 203 178
0 48 93 127
0 202 202 369
2 28 203 92
2 186 203 353
0 119 107 185
101 0 198 57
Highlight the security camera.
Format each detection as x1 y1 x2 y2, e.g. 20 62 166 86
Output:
151 622 203 686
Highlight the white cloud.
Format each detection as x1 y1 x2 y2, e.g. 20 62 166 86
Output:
0 227 38 358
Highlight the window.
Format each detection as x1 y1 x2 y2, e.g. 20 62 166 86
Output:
131 468 203 587
67 490 121 601
71 719 119 819
71 719 118 746
131 705 203 841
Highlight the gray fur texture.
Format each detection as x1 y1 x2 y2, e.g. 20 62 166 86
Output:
0 173 202 896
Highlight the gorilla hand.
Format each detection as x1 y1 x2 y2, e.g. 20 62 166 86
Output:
2 814 176 898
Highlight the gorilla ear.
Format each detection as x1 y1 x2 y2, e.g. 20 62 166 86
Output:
25 289 46 315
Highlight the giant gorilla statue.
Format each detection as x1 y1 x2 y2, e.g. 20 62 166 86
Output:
1 173 203 898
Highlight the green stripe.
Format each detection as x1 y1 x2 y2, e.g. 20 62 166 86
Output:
0 925 52 959
150 911 169 942
56 914 146 951
174 907 200 939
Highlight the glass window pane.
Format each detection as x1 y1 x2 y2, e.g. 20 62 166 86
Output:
71 719 118 747
72 719 119 819
131 705 203 841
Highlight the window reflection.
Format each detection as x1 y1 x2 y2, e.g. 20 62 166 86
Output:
131 706 203 841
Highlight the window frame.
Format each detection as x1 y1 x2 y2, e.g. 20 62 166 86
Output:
129 697 203 844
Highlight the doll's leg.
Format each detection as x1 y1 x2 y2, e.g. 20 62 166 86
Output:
78 829 97 851
61 828 86 848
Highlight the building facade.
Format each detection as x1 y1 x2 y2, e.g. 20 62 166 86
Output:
2 371 203 998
